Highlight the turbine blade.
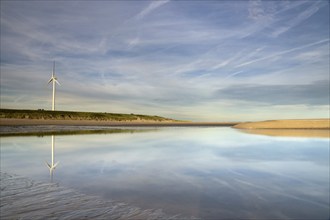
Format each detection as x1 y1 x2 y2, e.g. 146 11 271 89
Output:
45 161 51 169
53 162 59 169
48 78 53 84
55 79 60 86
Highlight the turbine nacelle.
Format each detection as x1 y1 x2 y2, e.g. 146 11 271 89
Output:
48 61 60 111
48 76 60 85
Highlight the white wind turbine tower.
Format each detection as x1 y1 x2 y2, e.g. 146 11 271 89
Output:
48 61 60 111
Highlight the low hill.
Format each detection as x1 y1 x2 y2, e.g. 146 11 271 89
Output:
0 108 176 122
234 119 330 129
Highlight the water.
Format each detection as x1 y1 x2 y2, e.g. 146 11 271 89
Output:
1 127 329 219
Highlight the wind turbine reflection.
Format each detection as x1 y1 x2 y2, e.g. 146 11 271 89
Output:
46 135 59 182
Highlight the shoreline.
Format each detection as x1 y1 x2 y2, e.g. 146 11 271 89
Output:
0 119 238 135
1 118 328 129
0 118 238 127
1 119 329 136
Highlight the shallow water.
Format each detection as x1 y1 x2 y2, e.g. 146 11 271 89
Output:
1 127 329 219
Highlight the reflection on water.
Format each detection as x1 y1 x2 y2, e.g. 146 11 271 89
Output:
1 127 329 219
45 135 59 182
0 126 156 137
238 128 330 138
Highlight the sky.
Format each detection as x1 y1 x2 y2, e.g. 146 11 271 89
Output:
0 0 329 122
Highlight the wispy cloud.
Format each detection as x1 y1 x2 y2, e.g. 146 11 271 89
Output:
225 71 244 79
235 39 329 68
271 2 322 37
248 0 275 22
216 80 329 105
135 0 170 20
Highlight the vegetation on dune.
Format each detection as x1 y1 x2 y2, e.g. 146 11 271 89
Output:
0 109 175 122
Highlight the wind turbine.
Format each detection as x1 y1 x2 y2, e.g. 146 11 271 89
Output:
46 135 59 182
48 61 60 111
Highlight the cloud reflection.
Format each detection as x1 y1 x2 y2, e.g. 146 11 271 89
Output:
1 127 329 219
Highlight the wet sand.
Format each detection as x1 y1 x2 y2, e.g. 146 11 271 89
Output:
0 172 192 219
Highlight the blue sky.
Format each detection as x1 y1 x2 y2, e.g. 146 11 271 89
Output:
1 0 329 121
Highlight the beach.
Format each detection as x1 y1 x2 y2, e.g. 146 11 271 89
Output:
233 119 330 129
238 128 330 138
1 118 329 138
1 118 329 128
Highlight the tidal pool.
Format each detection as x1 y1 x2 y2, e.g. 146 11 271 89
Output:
1 127 329 219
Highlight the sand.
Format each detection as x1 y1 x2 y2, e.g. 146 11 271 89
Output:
238 128 330 138
233 119 330 129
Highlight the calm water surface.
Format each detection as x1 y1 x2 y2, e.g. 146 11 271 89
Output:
1 127 329 219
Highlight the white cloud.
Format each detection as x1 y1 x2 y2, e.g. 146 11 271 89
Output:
248 0 275 22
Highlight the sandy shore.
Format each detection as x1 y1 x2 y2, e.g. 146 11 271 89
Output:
238 128 330 138
0 118 237 127
234 119 330 129
1 118 329 131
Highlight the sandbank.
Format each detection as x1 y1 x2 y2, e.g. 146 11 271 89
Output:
238 128 329 138
234 119 330 129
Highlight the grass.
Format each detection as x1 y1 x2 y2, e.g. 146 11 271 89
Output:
0 108 176 122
